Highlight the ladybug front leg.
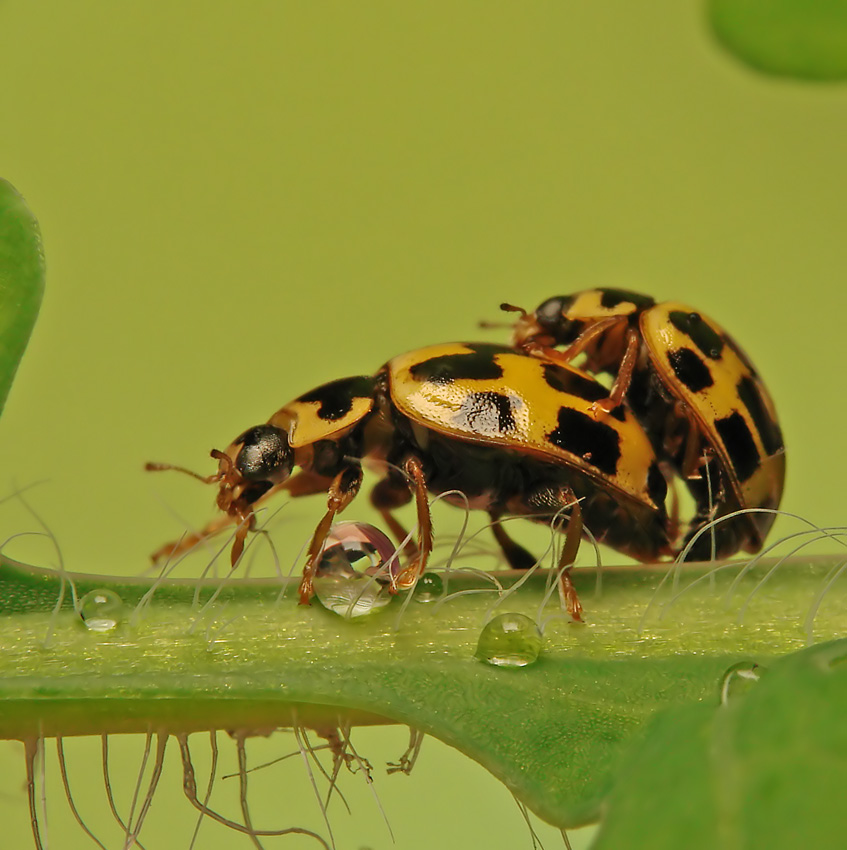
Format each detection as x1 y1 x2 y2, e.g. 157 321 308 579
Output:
600 325 639 412
299 464 363 605
149 513 238 564
522 316 619 367
389 456 433 593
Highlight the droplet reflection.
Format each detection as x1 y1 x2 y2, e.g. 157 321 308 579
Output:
475 613 542 668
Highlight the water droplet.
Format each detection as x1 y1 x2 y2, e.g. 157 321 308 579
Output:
313 576 391 619
414 572 443 602
79 589 123 632
719 661 763 705
316 522 399 580
313 522 400 618
475 613 542 668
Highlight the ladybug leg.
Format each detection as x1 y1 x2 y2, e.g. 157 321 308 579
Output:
230 471 337 567
150 470 330 564
665 466 682 545
595 326 639 413
147 462 228 562
149 513 237 563
554 491 584 623
680 416 706 479
522 316 620 366
488 511 537 570
390 456 433 592
369 476 418 557
299 464 364 605
282 469 334 497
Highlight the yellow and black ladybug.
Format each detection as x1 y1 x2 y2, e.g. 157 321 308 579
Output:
149 342 674 620
500 288 786 560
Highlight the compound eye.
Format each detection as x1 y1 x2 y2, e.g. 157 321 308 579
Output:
234 425 292 483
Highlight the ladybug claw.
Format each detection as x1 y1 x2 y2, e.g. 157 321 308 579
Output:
390 561 423 593
589 397 620 417
298 576 314 605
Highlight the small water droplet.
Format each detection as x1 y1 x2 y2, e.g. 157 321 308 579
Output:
79 589 123 632
313 576 391 619
475 613 542 668
414 572 443 602
719 661 763 705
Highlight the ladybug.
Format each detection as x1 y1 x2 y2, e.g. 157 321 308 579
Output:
149 342 674 620
499 288 786 560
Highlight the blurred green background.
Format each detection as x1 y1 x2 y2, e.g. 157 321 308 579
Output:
0 1 845 848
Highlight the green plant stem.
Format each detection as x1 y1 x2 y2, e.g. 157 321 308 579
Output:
1 555 843 828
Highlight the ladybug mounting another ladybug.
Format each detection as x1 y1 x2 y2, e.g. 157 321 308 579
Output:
498 288 786 561
149 289 785 619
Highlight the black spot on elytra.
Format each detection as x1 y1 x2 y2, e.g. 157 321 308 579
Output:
463 342 515 356
546 407 621 476
297 376 376 420
668 348 714 393
454 391 517 434
736 375 784 457
599 288 655 310
668 310 725 360
409 346 508 385
715 411 760 481
542 363 608 402
647 461 668 508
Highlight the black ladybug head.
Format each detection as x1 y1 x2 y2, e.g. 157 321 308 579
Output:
532 295 582 344
233 424 293 485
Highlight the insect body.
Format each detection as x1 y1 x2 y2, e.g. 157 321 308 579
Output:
502 288 786 559
150 342 674 618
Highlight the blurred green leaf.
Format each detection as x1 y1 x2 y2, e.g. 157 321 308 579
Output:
592 638 847 849
709 0 847 80
0 180 44 415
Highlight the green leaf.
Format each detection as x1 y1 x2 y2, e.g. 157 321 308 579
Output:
592 637 847 848
0 180 45 415
1 555 844 829
709 0 847 80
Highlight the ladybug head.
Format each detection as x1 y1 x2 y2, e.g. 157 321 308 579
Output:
501 296 582 347
214 424 294 515
531 295 583 343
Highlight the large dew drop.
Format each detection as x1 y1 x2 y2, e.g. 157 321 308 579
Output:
79 589 124 632
313 522 399 619
475 613 542 668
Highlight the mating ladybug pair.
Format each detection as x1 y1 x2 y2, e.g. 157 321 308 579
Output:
149 289 785 621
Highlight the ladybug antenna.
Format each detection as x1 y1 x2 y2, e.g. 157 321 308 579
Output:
145 460 222 485
499 302 527 318
478 302 528 330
